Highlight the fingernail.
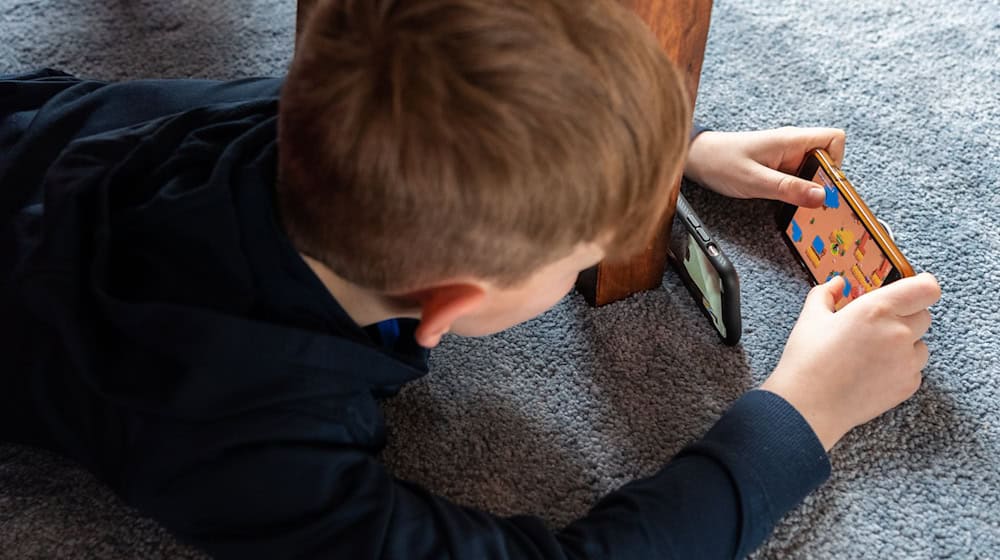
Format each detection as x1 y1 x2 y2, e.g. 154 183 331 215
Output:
810 187 825 201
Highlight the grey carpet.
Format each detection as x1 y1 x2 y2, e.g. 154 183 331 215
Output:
1 0 998 558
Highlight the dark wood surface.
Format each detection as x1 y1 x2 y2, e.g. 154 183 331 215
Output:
294 0 713 306
578 0 713 306
295 0 315 47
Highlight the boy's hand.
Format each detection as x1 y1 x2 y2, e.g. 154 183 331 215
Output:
760 272 941 451
684 127 847 207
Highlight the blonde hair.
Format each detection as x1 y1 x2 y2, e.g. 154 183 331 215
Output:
278 0 690 292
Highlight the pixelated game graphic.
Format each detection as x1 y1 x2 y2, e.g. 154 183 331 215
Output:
807 235 825 268
785 167 894 310
811 235 825 256
791 219 802 242
824 184 840 208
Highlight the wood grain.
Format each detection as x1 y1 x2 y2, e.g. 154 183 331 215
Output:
578 0 713 306
296 0 316 47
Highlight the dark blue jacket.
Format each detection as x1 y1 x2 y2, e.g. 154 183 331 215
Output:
0 69 830 559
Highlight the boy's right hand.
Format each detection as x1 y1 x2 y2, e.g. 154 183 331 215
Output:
760 272 942 451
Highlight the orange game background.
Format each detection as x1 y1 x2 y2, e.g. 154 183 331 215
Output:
785 168 893 310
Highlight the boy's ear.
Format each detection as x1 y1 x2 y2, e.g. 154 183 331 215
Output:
410 283 487 348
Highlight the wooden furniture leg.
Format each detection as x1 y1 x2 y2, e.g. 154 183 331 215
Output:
577 0 713 306
294 0 713 307
296 0 317 47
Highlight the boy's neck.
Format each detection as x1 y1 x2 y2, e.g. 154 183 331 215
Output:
300 253 418 328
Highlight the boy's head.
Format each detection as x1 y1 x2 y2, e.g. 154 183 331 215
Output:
278 0 690 343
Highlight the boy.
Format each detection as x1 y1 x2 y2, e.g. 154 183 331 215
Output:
0 0 939 558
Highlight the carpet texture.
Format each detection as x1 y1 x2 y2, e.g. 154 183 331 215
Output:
2 0 998 558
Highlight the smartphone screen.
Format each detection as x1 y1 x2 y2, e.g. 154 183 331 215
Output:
783 166 897 310
670 222 728 337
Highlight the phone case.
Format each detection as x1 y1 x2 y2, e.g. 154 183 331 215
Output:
776 148 915 287
669 193 742 345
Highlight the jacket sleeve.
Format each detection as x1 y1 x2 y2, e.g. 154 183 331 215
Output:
130 390 829 560
1 70 283 222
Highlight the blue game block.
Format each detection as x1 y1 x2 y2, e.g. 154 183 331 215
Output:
824 185 840 208
842 277 852 297
791 219 802 242
811 235 825 255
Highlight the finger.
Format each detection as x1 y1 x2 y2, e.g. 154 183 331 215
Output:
819 128 847 167
755 165 826 207
913 340 930 372
803 275 845 315
862 272 942 316
899 309 933 340
773 127 847 171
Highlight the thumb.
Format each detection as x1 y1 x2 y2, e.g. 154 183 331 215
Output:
802 275 845 315
756 165 827 207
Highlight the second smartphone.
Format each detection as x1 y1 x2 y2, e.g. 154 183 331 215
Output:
669 193 742 345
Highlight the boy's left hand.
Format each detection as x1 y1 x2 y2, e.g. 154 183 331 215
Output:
683 127 846 208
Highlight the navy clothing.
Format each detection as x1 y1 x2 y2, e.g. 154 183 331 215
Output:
0 70 831 559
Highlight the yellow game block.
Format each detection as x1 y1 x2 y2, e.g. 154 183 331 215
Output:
806 246 821 268
854 247 865 262
852 264 873 290
872 273 884 287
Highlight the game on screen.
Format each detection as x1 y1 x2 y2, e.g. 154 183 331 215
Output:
785 167 894 310
677 231 727 337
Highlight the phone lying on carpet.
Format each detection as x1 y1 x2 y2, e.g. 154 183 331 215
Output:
669 193 742 345
776 148 915 310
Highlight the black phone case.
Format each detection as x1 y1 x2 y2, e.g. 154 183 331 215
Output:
668 194 742 345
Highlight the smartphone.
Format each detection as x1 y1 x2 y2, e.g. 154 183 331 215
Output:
776 148 915 310
669 193 742 345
